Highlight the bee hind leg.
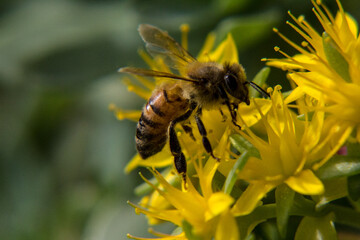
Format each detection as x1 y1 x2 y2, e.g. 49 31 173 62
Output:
168 107 195 185
181 123 195 141
169 122 186 182
195 108 220 161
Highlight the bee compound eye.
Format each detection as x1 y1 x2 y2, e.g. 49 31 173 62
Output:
224 74 238 91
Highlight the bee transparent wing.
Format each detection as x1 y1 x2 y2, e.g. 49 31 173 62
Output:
119 67 198 83
138 24 197 69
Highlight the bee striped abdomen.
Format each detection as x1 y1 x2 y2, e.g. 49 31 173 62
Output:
136 110 167 158
135 86 189 159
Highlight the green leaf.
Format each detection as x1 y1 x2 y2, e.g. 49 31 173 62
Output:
212 0 250 15
314 178 347 209
282 90 293 99
322 32 351 83
315 155 360 180
237 204 276 240
259 221 281 240
224 150 249 195
215 10 280 51
327 204 360 229
244 233 256 240
350 197 360 211
347 142 360 157
291 193 316 217
275 184 295 238
348 174 360 201
297 111 314 121
249 67 270 98
295 213 337 240
171 226 183 235
229 134 260 158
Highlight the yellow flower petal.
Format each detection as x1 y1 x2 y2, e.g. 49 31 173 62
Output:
312 122 353 170
207 34 239 64
206 193 234 221
197 155 220 199
109 104 141 122
232 181 276 216
123 77 152 100
215 210 239 240
128 201 183 227
146 170 207 226
284 87 304 104
197 32 216 61
238 99 272 127
287 73 327 100
334 12 358 48
236 156 267 181
302 106 325 152
285 169 324 195
266 54 317 70
124 152 173 173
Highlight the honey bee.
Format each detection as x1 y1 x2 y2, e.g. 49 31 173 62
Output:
120 24 268 182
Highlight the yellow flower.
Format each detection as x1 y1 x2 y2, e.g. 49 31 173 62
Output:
113 25 271 238
231 85 348 216
128 153 238 240
265 0 360 143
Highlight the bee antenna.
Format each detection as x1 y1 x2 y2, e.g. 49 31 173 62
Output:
246 81 270 98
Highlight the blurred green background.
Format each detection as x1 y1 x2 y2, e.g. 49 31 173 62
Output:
1 0 359 239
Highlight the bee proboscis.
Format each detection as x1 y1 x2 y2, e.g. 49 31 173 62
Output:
120 24 269 183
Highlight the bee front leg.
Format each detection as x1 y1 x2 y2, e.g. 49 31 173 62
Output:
195 108 220 161
224 101 242 130
231 103 242 129
217 86 241 130
219 108 227 122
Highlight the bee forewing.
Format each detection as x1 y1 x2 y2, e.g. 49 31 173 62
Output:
138 24 196 69
119 67 198 83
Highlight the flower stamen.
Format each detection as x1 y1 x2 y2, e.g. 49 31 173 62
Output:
180 24 190 50
273 28 309 56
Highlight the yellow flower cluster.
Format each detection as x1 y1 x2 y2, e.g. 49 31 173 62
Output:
265 0 360 143
113 1 360 239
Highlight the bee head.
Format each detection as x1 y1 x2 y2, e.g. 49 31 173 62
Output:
223 63 250 105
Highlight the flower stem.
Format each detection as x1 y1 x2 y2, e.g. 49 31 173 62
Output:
325 204 360 229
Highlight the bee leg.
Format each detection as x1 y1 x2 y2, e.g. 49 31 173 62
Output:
169 107 195 184
169 121 186 182
218 86 241 130
195 108 220 161
231 118 242 130
169 123 187 183
181 123 196 141
219 108 227 122
230 103 242 130
224 102 240 130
